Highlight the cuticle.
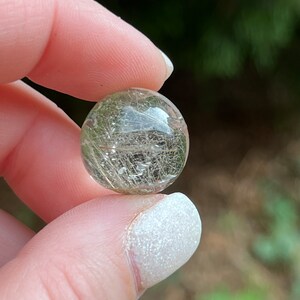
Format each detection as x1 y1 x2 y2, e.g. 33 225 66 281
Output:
123 194 165 294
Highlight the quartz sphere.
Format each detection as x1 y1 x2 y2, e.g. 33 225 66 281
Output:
80 88 189 194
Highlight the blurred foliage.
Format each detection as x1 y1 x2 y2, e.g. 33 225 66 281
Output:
14 206 45 231
100 0 300 78
198 285 267 300
253 184 300 300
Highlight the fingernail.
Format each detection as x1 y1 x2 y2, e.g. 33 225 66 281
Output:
125 192 202 290
160 50 174 80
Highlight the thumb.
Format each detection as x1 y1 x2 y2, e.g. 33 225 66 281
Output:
0 193 201 299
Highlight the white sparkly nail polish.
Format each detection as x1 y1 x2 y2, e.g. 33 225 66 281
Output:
125 192 202 289
160 50 174 79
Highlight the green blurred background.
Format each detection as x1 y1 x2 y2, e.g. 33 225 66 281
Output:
2 0 300 299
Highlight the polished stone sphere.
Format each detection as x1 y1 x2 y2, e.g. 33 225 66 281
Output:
80 88 189 194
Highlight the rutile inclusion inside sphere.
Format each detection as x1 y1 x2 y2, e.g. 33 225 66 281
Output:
80 88 189 194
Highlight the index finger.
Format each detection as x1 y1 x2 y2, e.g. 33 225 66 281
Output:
0 0 172 100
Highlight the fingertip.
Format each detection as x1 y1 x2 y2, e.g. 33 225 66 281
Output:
1 0 172 99
28 0 170 100
125 192 201 290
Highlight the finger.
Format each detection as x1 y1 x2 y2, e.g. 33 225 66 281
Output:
0 210 34 267
0 81 111 222
1 0 172 100
0 193 201 299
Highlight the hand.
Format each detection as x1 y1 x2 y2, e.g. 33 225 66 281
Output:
0 0 201 299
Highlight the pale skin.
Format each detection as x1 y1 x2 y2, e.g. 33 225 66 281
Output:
0 0 180 299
